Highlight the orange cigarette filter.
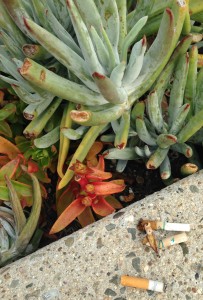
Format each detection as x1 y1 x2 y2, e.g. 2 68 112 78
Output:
121 275 164 292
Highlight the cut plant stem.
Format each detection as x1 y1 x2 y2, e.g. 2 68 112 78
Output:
70 104 125 126
180 163 198 176
23 98 62 138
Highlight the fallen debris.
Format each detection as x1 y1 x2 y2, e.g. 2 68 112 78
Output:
138 219 190 232
143 222 158 254
143 232 188 250
121 275 164 292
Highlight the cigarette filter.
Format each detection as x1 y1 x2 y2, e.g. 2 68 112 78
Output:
144 232 188 249
121 275 164 292
158 232 188 249
138 219 190 232
156 221 190 232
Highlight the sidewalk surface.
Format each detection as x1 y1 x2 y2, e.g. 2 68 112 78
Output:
0 171 203 300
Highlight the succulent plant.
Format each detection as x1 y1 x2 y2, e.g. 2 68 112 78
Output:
0 168 42 266
127 0 203 40
105 35 203 179
50 154 125 234
0 0 188 190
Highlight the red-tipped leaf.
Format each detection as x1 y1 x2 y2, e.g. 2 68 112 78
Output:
50 198 86 234
92 180 125 195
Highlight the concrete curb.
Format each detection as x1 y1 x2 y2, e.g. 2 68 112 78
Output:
0 171 203 300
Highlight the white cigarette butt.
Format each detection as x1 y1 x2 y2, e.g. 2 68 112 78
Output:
157 222 190 232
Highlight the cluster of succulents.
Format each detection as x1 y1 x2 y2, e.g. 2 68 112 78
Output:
105 39 203 180
0 0 203 264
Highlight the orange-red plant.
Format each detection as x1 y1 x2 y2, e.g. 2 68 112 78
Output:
0 136 49 207
50 155 125 234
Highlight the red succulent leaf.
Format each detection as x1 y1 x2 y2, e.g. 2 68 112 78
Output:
86 168 112 181
95 154 105 171
49 197 86 234
56 180 80 215
86 155 112 180
92 179 125 195
27 160 39 173
92 196 115 216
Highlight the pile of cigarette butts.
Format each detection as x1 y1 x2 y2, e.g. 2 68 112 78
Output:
121 219 191 293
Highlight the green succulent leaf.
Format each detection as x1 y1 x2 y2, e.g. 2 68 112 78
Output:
34 126 60 149
146 90 164 133
168 53 189 126
5 176 26 235
104 147 139 160
156 134 177 149
146 147 169 169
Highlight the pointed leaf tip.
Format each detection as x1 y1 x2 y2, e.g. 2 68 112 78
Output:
92 72 105 79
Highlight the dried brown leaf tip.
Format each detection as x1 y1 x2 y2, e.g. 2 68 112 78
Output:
142 222 159 255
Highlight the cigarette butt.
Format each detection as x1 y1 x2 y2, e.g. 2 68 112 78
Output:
138 219 191 232
144 232 188 249
158 232 188 248
121 275 164 292
158 222 190 232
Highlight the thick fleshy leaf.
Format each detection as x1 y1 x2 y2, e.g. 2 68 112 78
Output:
86 167 112 181
0 136 21 159
5 176 26 235
56 181 80 215
92 196 115 216
94 154 105 171
92 180 125 195
0 157 20 182
86 141 103 167
77 207 95 227
15 169 42 253
50 198 86 234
